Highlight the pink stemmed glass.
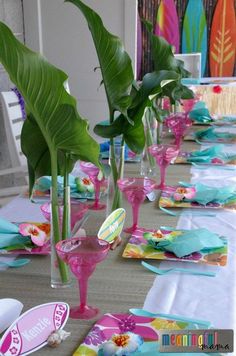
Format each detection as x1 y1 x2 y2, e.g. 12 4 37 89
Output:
56 236 110 319
181 93 202 113
148 144 179 190
80 161 106 210
165 113 192 148
117 177 156 233
40 201 88 231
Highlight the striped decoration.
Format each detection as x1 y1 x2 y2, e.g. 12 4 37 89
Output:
155 0 180 53
182 0 207 76
138 0 236 79
209 0 236 77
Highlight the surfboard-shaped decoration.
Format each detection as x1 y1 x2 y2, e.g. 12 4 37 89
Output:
136 12 142 80
182 0 207 76
155 0 180 53
209 0 236 77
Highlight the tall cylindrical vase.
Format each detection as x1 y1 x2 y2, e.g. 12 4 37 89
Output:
106 138 125 216
50 187 71 288
140 113 157 177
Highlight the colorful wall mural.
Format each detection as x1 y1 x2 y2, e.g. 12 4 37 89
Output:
138 0 236 78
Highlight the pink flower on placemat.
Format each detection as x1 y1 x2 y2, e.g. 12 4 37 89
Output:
212 85 223 94
19 223 47 246
173 187 196 201
96 314 158 341
84 326 106 346
211 157 224 164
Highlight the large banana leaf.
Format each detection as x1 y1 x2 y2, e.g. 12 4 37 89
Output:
94 70 179 152
0 22 100 190
66 0 134 121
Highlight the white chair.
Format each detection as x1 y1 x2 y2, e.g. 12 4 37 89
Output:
0 90 28 206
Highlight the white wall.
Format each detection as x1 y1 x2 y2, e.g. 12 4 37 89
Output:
23 0 137 140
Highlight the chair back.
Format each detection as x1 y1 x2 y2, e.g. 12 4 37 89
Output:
0 90 27 167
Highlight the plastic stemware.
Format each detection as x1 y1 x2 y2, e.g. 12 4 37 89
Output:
40 201 88 231
80 161 106 210
165 113 193 148
148 144 179 190
117 177 156 233
56 236 110 319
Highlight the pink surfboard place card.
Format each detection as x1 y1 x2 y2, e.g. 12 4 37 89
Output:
0 302 69 356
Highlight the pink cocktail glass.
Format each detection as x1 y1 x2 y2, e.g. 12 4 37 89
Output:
181 93 202 113
148 144 179 190
117 177 156 233
80 161 106 210
40 201 88 231
56 236 110 319
165 113 192 148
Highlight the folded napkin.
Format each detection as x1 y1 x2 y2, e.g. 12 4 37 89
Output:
187 145 223 163
195 127 235 142
177 182 236 205
33 175 95 199
145 228 224 258
189 101 212 123
0 218 32 250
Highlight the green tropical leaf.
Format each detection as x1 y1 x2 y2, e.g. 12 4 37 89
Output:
0 21 100 192
66 0 134 120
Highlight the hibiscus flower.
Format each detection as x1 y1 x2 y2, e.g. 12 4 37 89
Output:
19 224 47 246
173 187 196 201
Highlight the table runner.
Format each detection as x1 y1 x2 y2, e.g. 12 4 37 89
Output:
144 144 236 333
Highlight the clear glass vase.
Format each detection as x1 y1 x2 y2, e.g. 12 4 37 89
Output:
140 113 157 177
50 187 71 288
106 138 125 217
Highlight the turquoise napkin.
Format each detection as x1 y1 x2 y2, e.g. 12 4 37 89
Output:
195 127 235 142
179 182 236 205
149 228 224 258
33 175 94 199
0 218 30 250
189 101 212 123
187 145 223 163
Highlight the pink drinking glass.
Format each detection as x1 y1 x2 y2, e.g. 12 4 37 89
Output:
181 93 202 113
148 144 179 190
40 201 88 231
80 161 106 210
165 113 192 148
117 177 156 233
56 236 110 319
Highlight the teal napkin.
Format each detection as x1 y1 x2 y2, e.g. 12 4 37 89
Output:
180 182 236 205
0 218 30 250
150 228 224 258
187 145 223 163
33 175 94 199
195 127 235 142
189 101 212 123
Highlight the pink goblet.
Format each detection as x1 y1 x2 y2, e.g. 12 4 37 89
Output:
80 161 106 210
117 177 156 233
165 113 193 148
148 144 179 190
56 236 110 319
40 201 88 231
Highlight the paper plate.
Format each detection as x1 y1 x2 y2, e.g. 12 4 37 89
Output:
98 208 126 243
0 302 69 356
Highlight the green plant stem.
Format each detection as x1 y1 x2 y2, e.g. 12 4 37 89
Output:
145 113 156 166
62 154 71 240
50 150 69 283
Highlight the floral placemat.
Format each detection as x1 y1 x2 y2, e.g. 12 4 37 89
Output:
174 151 236 165
122 228 227 266
159 185 236 210
73 313 195 355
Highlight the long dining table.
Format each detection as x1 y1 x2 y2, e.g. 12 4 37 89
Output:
0 132 235 355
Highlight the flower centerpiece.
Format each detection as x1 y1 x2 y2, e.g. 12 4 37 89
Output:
0 22 101 287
